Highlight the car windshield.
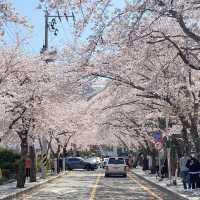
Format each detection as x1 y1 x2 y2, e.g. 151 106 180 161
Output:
86 158 96 163
108 158 124 164
68 157 84 162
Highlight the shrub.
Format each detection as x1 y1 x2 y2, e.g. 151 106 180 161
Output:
0 148 20 178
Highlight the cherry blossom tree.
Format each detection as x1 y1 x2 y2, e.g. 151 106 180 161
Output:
0 1 29 37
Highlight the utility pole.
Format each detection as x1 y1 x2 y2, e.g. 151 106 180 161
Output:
166 116 172 185
41 9 49 53
41 9 75 54
44 9 49 51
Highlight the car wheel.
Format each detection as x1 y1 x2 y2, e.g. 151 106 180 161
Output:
85 165 91 171
105 174 109 177
67 166 72 171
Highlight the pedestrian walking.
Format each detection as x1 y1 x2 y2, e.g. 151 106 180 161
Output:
180 153 190 190
186 154 200 190
25 156 32 181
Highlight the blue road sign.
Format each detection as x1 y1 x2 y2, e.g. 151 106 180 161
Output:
153 131 162 141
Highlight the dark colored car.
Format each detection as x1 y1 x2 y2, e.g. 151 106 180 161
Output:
85 157 99 169
65 157 97 171
118 153 129 165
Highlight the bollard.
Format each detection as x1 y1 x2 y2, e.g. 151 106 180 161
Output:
62 157 66 172
41 162 46 179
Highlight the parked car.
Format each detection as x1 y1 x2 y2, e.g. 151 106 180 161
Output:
85 157 98 169
65 157 97 171
105 157 128 177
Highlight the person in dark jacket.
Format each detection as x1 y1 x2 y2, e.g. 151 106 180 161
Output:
186 154 200 189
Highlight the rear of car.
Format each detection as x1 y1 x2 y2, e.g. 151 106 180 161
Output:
105 157 128 177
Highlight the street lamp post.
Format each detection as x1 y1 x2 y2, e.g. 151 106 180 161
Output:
166 116 172 185
62 153 66 172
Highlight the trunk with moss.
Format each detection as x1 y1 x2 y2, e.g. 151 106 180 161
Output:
150 148 157 174
29 145 36 182
190 102 200 153
16 131 28 188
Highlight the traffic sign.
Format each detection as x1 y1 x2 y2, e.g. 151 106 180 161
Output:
42 153 48 167
153 131 162 143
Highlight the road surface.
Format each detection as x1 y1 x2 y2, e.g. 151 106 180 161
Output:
19 169 184 200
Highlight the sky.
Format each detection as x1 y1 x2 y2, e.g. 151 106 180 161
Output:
5 0 43 53
4 0 125 54
5 0 74 54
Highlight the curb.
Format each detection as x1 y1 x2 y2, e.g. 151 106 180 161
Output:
132 171 188 200
0 172 67 200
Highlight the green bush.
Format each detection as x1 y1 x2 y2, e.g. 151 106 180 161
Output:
0 176 9 185
0 148 20 175
2 169 10 179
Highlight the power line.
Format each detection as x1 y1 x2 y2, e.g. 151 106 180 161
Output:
41 9 75 53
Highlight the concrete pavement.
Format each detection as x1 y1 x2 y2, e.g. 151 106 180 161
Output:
132 167 200 200
0 172 66 200
17 169 187 200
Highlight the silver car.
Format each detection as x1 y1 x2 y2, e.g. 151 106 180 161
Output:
105 157 128 177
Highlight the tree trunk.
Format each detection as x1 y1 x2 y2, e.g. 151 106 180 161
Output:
29 145 36 182
142 151 149 171
16 134 28 188
190 103 200 153
171 147 177 177
181 125 190 153
63 147 67 157
150 149 157 174
16 158 26 188
133 152 142 168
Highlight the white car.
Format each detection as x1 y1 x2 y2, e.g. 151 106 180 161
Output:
105 157 128 177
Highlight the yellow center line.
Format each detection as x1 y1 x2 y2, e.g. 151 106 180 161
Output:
128 174 164 200
88 174 101 200
67 171 75 176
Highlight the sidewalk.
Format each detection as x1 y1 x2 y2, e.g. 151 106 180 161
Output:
132 168 200 200
0 172 66 200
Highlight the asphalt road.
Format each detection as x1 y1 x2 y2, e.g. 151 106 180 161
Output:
18 169 184 200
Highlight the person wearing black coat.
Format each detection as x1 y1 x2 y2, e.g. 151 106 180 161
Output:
186 155 200 189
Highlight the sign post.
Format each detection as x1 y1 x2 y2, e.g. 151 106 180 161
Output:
62 157 65 172
40 153 48 179
153 131 163 178
54 158 57 175
165 116 172 185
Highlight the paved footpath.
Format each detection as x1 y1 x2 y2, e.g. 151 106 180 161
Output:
0 173 64 200
132 168 200 200
17 169 186 200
